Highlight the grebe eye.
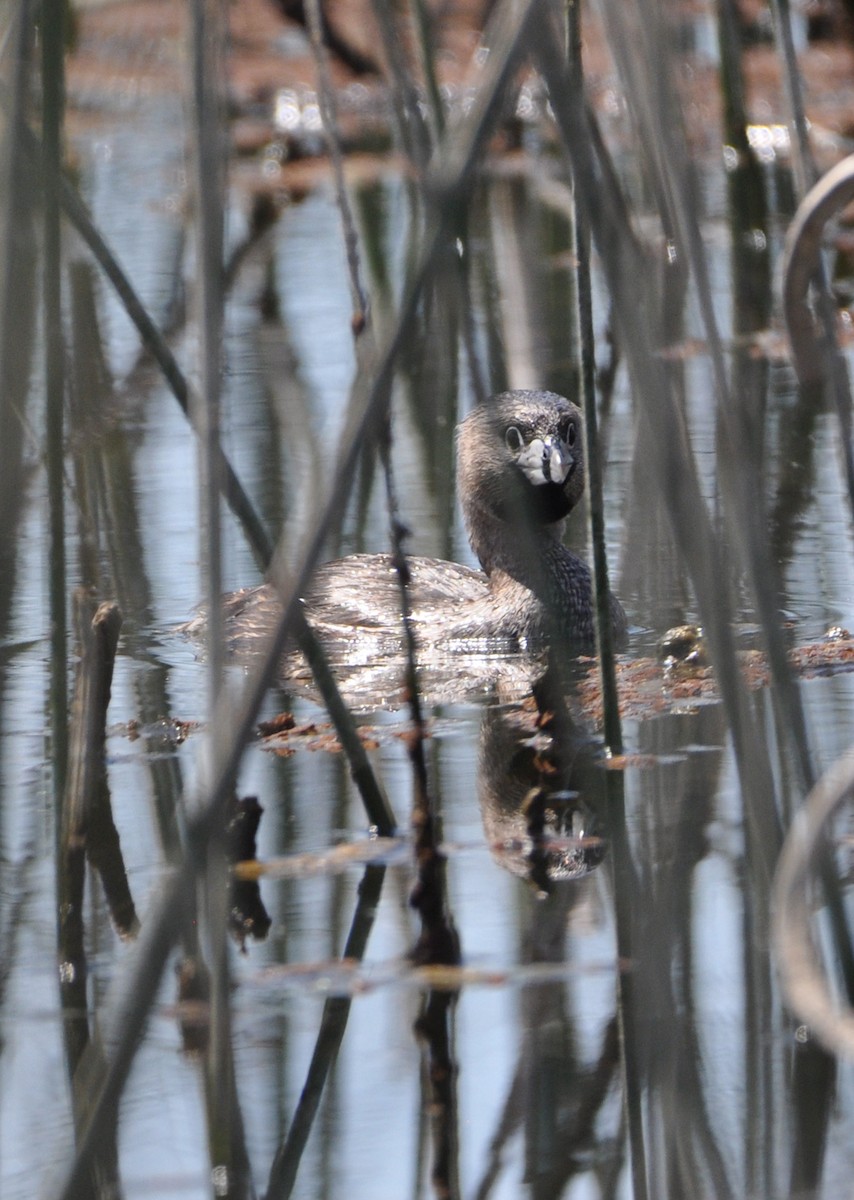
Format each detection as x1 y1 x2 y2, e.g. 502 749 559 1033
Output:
505 426 523 452
566 421 577 447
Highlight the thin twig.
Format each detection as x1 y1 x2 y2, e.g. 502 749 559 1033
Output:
305 0 369 328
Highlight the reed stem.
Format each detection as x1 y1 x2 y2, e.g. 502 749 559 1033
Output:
566 0 623 759
42 0 68 804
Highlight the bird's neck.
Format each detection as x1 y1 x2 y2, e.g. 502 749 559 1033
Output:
467 504 567 580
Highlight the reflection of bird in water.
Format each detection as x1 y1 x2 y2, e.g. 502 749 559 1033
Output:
204 391 626 690
477 674 608 887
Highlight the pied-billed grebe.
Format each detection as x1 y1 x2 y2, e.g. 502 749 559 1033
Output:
212 390 626 659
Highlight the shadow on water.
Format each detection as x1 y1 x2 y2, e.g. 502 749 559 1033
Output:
5 0 854 1198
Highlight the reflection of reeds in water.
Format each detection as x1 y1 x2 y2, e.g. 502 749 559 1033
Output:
4 0 854 1195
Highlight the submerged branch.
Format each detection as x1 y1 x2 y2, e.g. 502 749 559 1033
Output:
61 594 138 937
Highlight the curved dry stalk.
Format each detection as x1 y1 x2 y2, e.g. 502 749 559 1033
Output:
773 750 854 1057
783 158 854 474
773 3 854 527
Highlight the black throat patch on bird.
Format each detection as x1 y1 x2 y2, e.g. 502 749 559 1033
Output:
496 470 576 526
